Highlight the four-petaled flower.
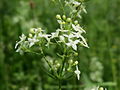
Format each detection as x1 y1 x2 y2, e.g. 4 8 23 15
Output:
66 39 80 50
28 35 39 47
72 24 86 34
74 65 81 80
15 34 26 49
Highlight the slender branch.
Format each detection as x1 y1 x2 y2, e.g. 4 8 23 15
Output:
58 0 65 15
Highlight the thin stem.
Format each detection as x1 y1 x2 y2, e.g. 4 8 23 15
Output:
61 44 67 75
71 2 82 20
58 0 65 15
40 47 52 69
59 79 62 90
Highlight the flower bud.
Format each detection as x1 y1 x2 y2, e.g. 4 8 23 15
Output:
56 63 60 68
30 28 35 33
66 18 72 22
68 59 73 64
62 15 66 20
29 33 33 38
99 87 104 90
38 28 42 32
67 67 71 72
74 53 78 56
56 14 61 19
77 24 80 26
74 61 78 65
62 21 66 24
74 20 78 25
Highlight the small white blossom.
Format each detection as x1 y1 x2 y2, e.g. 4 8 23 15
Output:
74 65 81 80
28 35 39 47
59 35 65 42
63 33 75 39
71 32 89 48
72 24 86 33
79 35 89 48
57 20 62 24
15 34 26 49
81 5 87 14
16 41 29 54
66 39 80 50
41 34 51 46
57 29 68 32
16 46 24 54
51 31 59 38
72 1 80 7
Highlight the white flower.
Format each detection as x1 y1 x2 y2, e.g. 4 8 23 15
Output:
57 20 62 24
51 31 59 38
72 24 86 34
38 32 51 46
74 65 81 80
15 34 26 49
59 35 65 42
66 39 80 50
42 34 51 46
81 5 87 14
57 29 68 32
63 33 75 39
28 35 39 47
34 28 43 33
72 32 89 48
72 1 80 7
16 46 24 55
16 41 29 54
79 35 89 48
65 0 80 7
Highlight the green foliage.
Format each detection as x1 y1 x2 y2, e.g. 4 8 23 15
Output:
0 0 120 90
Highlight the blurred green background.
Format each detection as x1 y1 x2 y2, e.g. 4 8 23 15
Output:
0 0 120 90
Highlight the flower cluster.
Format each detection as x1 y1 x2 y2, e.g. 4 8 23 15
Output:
65 0 87 18
15 0 89 84
56 14 89 50
15 14 88 52
15 15 89 80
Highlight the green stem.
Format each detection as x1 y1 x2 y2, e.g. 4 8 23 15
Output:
71 2 82 20
58 0 65 15
59 79 62 90
40 47 52 69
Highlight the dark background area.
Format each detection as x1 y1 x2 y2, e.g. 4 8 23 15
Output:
0 0 120 90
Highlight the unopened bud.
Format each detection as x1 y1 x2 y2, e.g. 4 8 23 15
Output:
66 18 72 22
62 15 66 20
74 61 78 65
29 33 33 38
77 24 80 27
30 28 35 33
68 59 73 64
99 87 104 90
74 53 78 56
56 63 60 67
62 21 66 24
38 28 42 32
74 20 78 25
67 67 71 72
56 14 61 19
